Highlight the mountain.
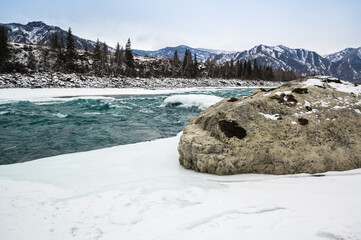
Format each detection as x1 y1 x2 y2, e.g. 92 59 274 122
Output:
328 47 361 82
325 48 355 62
217 45 332 75
0 21 109 51
1 21 360 82
133 45 219 62
136 44 361 82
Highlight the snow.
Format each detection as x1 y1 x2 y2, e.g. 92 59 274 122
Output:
162 94 223 109
303 78 325 88
1 133 361 240
304 100 311 108
0 88 217 104
302 78 361 96
328 81 361 96
259 112 280 120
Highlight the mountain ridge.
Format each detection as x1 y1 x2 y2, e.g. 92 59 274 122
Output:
1 21 360 82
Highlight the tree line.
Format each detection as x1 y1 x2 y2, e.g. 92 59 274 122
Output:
0 25 300 81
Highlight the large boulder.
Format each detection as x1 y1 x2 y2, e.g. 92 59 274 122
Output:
178 77 361 175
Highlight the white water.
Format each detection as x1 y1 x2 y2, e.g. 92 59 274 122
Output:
163 94 223 109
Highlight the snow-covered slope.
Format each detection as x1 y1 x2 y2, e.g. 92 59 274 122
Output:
133 45 219 62
1 21 111 52
328 47 361 81
217 45 331 74
325 48 355 63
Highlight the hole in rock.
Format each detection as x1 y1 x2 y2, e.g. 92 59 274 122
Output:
218 120 247 139
228 97 238 102
323 79 342 84
298 118 309 125
292 88 308 94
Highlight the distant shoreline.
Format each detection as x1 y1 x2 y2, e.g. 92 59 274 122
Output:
0 72 283 89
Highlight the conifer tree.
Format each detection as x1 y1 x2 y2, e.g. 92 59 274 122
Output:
182 49 193 77
114 42 124 75
92 39 102 75
192 53 198 78
84 41 88 53
173 50 179 64
66 28 76 59
125 38 135 72
243 61 248 78
65 28 77 70
182 49 188 74
27 50 36 70
253 59 260 78
50 32 59 50
172 50 179 77
247 59 252 78
101 42 108 74
93 39 101 62
0 26 10 66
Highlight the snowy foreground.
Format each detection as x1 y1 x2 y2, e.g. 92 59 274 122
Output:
1 133 361 240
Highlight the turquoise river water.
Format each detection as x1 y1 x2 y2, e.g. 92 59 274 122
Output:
0 88 255 164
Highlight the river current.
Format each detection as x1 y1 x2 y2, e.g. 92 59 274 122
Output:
0 88 255 164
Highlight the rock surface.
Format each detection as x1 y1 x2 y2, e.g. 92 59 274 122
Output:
178 77 361 175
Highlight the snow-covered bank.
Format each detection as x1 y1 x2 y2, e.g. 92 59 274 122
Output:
0 86 248 104
0 72 282 89
1 133 361 240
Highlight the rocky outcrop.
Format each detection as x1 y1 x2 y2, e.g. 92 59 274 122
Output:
178 77 361 175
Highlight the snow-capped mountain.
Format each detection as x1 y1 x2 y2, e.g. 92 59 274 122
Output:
328 47 361 82
1 21 360 82
132 45 220 62
135 44 361 82
325 48 355 63
0 21 107 51
217 45 332 75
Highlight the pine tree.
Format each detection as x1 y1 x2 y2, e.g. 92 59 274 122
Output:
66 28 76 58
0 26 10 66
84 41 88 53
247 59 252 78
182 49 188 74
192 53 198 78
253 59 259 78
41 48 50 70
27 50 36 70
50 32 59 50
65 28 77 70
114 42 124 75
125 38 135 73
182 49 193 77
172 50 179 77
101 42 108 74
173 50 179 63
93 39 101 61
92 39 102 75
243 61 248 78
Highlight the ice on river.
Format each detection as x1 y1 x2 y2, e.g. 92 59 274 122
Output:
1 132 361 240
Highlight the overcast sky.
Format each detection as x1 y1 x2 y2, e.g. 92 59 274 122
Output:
1 0 360 54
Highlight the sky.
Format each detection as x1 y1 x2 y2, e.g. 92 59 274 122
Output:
1 0 360 54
